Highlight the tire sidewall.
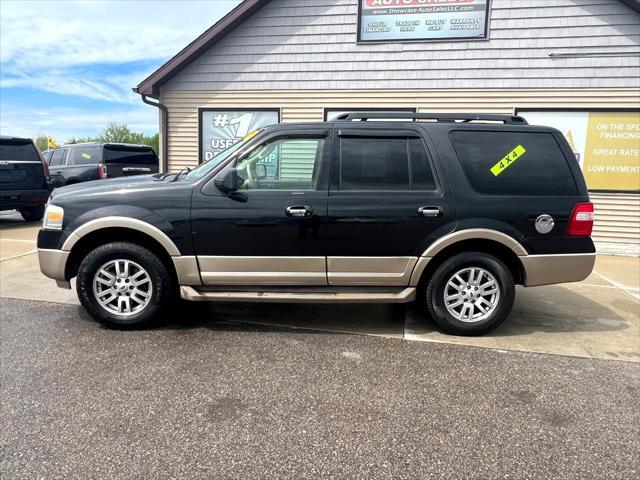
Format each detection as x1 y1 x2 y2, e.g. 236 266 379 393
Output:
428 252 515 335
77 243 168 328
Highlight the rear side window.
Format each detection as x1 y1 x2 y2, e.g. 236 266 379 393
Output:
0 139 40 161
450 131 578 196
104 146 158 165
69 146 102 165
340 136 436 191
49 149 66 167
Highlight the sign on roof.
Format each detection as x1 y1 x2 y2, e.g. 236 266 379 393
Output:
357 0 490 43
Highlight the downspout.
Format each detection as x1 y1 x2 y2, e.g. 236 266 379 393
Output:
140 93 169 173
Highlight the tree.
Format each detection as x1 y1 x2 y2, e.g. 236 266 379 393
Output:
34 135 49 152
98 122 144 144
142 133 159 155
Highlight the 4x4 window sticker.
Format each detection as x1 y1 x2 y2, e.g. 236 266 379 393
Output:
490 145 527 177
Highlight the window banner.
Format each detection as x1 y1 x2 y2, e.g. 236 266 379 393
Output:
358 0 490 43
200 110 279 162
520 111 640 191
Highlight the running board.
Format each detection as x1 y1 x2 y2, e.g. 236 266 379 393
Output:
180 286 416 304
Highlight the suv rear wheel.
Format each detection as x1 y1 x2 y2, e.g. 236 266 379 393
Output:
425 252 515 336
76 242 175 329
19 204 45 222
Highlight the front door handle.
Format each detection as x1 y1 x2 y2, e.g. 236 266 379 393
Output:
418 206 443 218
286 205 313 218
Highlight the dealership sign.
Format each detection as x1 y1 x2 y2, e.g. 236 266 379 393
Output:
200 109 279 162
358 0 490 43
520 111 640 191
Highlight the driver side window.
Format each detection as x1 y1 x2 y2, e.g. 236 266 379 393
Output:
235 137 324 191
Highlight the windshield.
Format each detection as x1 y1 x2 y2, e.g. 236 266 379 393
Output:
185 138 248 180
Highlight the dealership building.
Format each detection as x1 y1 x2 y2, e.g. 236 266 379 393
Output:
135 0 640 254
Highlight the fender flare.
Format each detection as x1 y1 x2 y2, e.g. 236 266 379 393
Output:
409 228 527 286
61 216 181 256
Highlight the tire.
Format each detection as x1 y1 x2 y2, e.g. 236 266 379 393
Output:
76 242 175 329
425 252 515 336
19 204 45 222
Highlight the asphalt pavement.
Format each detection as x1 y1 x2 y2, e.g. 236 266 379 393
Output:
1 297 639 480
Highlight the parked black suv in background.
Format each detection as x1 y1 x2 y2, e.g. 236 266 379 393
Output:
37 113 596 335
0 136 50 221
43 143 159 188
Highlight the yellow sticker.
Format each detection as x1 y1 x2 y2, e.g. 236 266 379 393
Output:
82 153 91 160
243 129 260 142
490 145 526 176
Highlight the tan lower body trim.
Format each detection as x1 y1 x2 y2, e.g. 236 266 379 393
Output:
172 256 201 286
327 257 417 286
38 248 69 281
520 253 596 287
197 256 327 286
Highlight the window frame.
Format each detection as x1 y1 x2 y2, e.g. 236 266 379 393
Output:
448 128 580 197
334 130 441 193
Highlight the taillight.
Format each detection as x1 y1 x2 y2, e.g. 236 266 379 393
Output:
42 160 50 180
97 163 108 179
567 202 594 236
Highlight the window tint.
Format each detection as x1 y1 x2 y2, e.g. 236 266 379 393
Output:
236 137 324 191
104 146 158 165
41 151 52 163
450 131 578 196
339 137 437 191
341 138 409 190
410 138 436 190
49 149 66 167
0 139 39 161
69 146 102 165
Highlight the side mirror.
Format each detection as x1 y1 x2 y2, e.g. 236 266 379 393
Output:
214 168 241 193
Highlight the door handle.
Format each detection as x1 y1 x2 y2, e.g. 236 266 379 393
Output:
418 206 443 218
286 205 313 218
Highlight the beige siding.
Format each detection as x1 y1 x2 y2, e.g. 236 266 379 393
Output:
591 193 640 255
161 87 640 170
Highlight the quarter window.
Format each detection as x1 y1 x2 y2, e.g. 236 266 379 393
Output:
339 136 436 191
450 131 578 196
69 146 102 165
235 137 324 191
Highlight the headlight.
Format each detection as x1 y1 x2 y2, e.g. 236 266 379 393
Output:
43 204 64 230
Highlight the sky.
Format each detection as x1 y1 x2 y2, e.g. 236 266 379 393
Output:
0 0 242 142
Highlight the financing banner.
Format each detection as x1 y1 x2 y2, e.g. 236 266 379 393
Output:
200 109 279 162
358 0 490 43
520 111 640 191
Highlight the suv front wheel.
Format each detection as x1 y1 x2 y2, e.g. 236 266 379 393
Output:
425 252 515 336
76 242 175 329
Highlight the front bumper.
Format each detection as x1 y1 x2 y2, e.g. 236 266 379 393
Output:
521 253 596 287
38 248 69 282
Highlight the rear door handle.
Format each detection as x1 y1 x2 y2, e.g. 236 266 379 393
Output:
286 205 313 218
418 206 443 218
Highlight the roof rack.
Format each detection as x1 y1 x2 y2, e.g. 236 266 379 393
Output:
332 112 528 125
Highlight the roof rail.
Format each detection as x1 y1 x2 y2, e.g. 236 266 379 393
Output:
332 112 528 125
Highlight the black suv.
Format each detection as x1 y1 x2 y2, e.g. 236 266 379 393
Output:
43 143 159 188
0 136 50 221
37 113 596 335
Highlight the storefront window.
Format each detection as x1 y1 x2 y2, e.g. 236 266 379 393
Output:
199 109 279 163
518 111 640 192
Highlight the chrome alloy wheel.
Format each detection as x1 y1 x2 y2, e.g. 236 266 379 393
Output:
443 267 500 323
92 259 153 317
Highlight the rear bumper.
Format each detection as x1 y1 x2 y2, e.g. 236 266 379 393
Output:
521 253 596 287
0 188 50 210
